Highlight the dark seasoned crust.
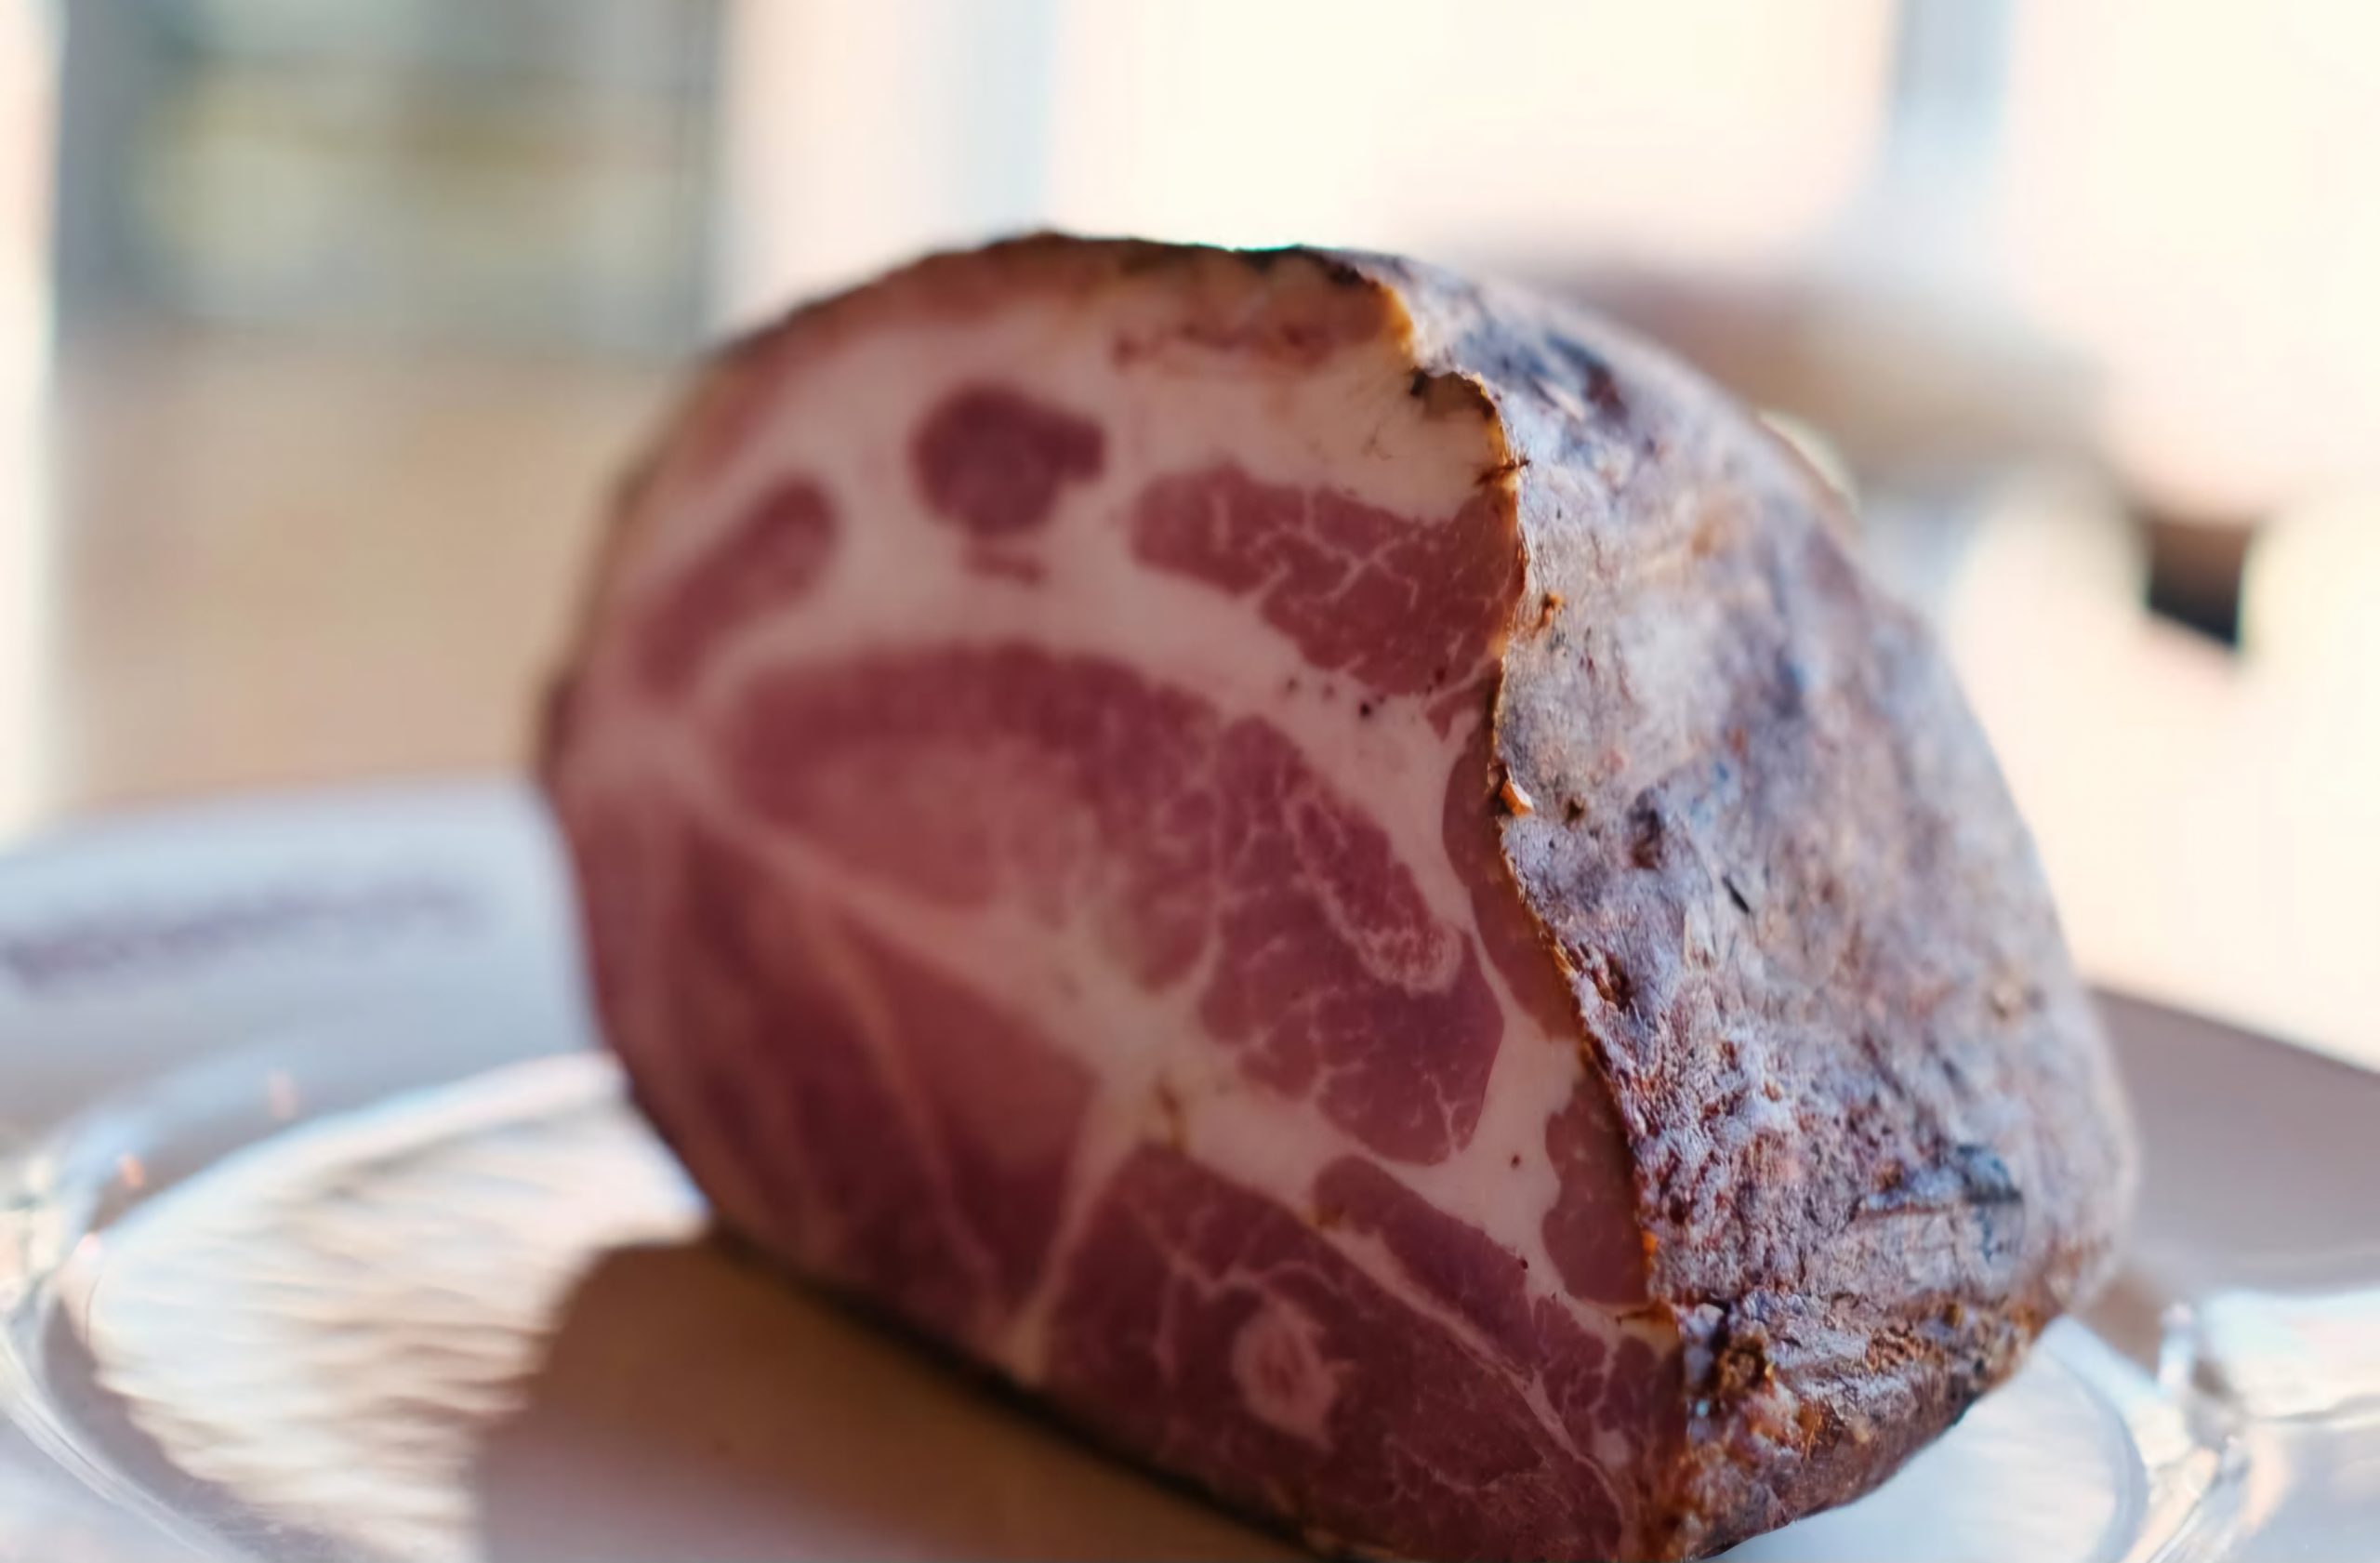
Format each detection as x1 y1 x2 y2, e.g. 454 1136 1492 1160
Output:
1344 252 2135 1556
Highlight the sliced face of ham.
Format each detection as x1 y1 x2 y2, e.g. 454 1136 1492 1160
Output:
541 238 2134 1561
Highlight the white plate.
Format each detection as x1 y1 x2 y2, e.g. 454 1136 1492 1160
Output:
0 782 2372 1562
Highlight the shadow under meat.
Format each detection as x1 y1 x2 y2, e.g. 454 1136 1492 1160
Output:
469 1237 1297 1563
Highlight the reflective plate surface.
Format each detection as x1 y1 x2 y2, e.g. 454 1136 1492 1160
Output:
1 783 2373 1561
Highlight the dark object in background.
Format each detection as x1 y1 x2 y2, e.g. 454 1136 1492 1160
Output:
2138 508 2255 648
51 0 721 352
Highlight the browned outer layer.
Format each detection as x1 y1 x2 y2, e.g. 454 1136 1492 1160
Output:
1335 250 2135 1556
546 236 2136 1561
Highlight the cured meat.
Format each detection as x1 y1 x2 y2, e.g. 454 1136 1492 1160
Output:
539 238 2135 1560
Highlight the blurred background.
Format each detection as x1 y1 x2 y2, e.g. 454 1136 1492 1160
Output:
0 0 2373 1061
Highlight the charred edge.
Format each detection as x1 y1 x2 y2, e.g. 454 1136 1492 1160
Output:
1628 798 1667 869
1857 1144 2023 1218
1703 1312 1778 1405
1398 364 1502 427
1580 947 1635 1013
1285 249 1374 291
1548 332 1628 422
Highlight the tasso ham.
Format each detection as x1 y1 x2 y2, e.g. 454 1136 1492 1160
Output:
539 237 2135 1561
